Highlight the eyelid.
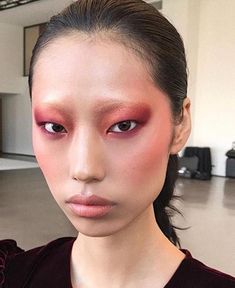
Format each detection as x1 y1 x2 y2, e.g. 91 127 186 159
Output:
38 121 67 135
37 118 141 137
108 120 138 133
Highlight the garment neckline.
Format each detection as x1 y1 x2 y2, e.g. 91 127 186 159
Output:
164 249 193 287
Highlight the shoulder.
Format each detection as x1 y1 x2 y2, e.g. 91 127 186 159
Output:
166 249 235 288
0 237 75 288
0 239 24 287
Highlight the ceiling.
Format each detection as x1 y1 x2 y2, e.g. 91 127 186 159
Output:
0 0 161 27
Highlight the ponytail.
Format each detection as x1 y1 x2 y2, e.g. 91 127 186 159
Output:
153 154 182 247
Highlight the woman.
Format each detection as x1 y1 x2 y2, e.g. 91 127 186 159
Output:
1 0 235 287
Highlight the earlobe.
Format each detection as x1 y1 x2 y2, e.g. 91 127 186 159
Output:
170 97 191 155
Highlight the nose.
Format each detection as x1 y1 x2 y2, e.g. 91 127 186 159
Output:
69 129 105 183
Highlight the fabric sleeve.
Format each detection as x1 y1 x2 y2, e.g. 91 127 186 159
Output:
0 240 24 287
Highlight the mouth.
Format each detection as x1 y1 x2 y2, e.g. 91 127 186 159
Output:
66 194 115 218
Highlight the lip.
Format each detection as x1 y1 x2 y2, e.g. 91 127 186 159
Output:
66 194 115 218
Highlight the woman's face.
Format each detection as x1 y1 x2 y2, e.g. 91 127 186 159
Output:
32 35 177 237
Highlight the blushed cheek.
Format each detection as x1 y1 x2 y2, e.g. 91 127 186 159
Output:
133 142 167 183
33 135 50 175
32 129 63 185
111 131 171 194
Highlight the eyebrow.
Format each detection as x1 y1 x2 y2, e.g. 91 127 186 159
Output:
92 101 145 122
35 100 148 118
33 102 74 119
94 101 141 114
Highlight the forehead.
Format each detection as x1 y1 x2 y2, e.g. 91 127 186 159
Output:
31 34 171 114
33 33 153 89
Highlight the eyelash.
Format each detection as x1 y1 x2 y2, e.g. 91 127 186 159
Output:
108 120 138 133
39 120 138 136
40 122 67 135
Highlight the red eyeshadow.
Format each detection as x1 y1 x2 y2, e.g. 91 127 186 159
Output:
33 107 72 124
103 104 151 125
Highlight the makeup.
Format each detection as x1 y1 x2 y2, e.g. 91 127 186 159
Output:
33 105 74 126
100 103 152 136
98 103 151 123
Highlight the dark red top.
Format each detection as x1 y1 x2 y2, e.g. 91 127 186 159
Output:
1 237 235 287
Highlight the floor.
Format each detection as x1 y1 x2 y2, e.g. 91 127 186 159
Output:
175 176 235 275
0 159 235 276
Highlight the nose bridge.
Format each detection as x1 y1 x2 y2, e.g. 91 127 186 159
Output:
70 127 105 182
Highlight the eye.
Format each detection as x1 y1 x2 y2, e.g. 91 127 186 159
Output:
43 122 66 134
109 120 137 133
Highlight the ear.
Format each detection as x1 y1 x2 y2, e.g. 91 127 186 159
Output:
170 97 191 155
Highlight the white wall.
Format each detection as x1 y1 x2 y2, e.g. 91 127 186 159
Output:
162 0 235 176
162 0 201 147
193 0 235 176
0 22 33 155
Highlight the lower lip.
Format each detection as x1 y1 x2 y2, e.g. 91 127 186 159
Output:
68 203 114 218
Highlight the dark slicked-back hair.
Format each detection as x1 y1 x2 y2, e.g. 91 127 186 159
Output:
29 0 188 247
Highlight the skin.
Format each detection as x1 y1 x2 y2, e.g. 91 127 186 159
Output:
32 34 191 288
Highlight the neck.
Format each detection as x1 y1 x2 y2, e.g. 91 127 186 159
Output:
71 207 185 288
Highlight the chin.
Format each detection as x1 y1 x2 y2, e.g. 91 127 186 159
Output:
74 223 121 238
78 229 116 238
69 216 128 238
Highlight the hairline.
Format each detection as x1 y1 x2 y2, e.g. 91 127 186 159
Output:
30 29 156 93
30 29 179 125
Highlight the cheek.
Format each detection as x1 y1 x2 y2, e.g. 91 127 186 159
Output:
32 125 67 184
108 125 172 195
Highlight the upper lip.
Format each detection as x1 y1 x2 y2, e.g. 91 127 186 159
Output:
66 194 115 206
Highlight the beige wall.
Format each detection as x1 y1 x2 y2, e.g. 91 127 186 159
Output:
0 22 23 93
24 26 40 76
163 0 235 176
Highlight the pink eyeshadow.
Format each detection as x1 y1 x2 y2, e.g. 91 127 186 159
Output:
103 104 152 126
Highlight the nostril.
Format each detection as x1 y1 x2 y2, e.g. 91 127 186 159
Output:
72 169 105 183
70 139 105 182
